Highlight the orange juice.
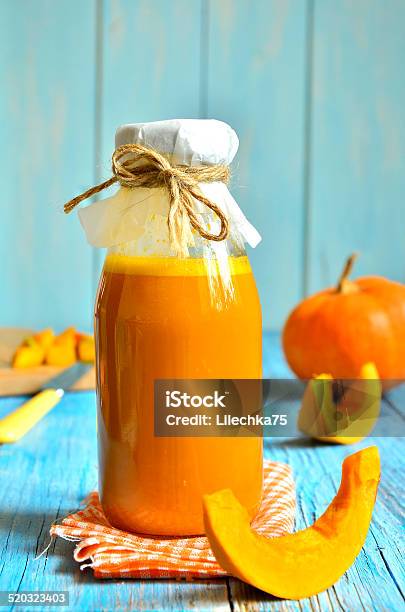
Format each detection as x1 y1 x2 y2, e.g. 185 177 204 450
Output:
95 253 263 535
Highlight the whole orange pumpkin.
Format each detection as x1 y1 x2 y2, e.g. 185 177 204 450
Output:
282 254 405 385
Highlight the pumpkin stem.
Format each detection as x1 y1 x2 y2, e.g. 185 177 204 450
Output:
336 253 358 292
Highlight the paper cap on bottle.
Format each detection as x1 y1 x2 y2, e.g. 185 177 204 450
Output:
115 119 239 167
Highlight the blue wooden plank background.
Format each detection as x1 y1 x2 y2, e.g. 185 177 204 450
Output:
0 0 97 332
306 0 405 293
1 0 404 331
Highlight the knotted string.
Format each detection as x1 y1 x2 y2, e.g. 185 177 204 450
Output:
64 143 230 255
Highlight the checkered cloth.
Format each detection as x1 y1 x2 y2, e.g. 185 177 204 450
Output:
50 460 295 579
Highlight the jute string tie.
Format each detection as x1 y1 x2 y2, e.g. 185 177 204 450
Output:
64 144 230 250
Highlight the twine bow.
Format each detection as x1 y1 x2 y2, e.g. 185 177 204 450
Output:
64 143 230 254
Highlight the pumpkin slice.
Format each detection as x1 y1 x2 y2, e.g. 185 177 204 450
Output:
298 363 381 444
203 446 380 600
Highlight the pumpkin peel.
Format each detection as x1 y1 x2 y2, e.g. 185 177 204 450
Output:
203 446 380 600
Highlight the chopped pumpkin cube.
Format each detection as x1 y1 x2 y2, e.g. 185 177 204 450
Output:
78 337 95 363
57 327 77 346
46 341 76 367
33 328 55 351
45 328 78 366
13 344 45 368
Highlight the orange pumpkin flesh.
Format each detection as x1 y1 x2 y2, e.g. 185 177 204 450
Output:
78 336 96 363
32 328 55 351
11 327 95 367
298 363 381 444
45 328 77 366
12 344 45 368
282 254 405 386
203 446 380 600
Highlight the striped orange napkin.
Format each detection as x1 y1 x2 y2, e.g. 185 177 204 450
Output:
51 460 295 579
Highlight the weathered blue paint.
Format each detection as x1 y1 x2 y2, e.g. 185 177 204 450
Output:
0 0 97 332
306 0 405 293
0 334 404 611
207 0 308 331
1 1 404 333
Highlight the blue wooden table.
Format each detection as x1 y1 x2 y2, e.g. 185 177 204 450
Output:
0 334 404 611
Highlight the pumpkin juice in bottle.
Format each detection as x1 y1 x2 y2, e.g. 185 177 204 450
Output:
96 252 262 535
83 120 262 535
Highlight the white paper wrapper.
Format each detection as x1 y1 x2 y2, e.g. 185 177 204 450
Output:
115 118 239 166
79 119 261 253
